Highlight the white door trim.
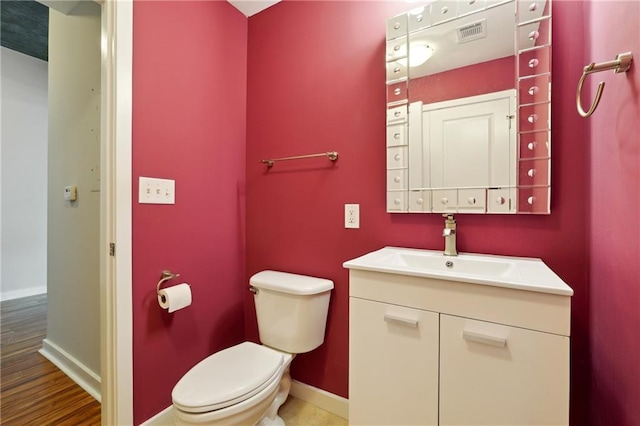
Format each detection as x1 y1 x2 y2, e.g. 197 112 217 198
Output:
100 1 133 424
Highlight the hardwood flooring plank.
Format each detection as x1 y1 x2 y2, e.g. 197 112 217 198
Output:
1 353 53 377
2 367 72 401
0 295 101 425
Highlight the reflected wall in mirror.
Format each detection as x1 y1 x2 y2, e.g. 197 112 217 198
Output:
385 0 552 214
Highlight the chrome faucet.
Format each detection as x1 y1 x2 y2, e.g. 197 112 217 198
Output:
442 214 457 256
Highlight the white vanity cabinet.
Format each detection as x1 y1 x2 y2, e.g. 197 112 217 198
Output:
350 297 439 425
347 268 571 426
439 315 569 425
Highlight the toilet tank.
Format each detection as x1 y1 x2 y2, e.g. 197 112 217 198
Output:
250 270 333 354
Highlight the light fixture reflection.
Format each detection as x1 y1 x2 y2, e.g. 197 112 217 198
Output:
397 44 435 68
409 44 434 67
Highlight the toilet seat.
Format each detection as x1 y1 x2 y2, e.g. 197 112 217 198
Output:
172 342 284 414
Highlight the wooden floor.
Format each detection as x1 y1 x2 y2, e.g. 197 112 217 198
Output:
0 294 101 425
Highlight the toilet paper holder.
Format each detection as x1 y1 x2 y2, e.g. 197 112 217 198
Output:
157 270 180 297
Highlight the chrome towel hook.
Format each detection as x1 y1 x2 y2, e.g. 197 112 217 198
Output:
577 52 633 118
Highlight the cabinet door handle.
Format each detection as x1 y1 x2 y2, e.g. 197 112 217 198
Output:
462 330 507 347
384 314 418 328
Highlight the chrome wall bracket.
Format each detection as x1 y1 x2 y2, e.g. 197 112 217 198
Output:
577 52 633 118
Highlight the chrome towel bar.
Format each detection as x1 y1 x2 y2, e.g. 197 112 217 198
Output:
577 51 633 118
261 151 339 168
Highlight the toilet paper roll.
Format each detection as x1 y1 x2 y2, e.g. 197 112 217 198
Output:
158 283 192 313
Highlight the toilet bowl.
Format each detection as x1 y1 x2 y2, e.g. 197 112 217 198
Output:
172 342 293 426
171 271 333 426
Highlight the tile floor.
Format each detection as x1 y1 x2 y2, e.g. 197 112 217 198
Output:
279 396 348 426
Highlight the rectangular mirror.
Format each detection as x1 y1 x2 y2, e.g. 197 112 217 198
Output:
386 0 552 214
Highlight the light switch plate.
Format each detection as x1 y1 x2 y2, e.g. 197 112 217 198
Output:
345 204 360 229
139 177 175 204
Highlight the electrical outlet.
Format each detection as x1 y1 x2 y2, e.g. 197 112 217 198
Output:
139 177 175 204
345 204 360 229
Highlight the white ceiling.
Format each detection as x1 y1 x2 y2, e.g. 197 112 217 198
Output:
408 2 516 77
37 0 82 15
227 0 281 17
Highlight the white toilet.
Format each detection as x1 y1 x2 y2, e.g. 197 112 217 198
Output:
171 270 334 426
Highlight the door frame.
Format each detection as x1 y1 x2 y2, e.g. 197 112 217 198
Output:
99 0 133 424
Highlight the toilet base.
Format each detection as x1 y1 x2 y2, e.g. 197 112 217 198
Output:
259 415 284 426
257 362 291 426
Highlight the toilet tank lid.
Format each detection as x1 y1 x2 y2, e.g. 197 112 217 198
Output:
250 270 334 295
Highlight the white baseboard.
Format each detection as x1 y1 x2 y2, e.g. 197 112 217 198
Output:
141 406 174 425
0 286 47 301
39 338 101 402
290 380 348 420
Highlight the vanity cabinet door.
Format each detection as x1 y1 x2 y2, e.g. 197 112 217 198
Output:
439 315 570 426
349 298 439 426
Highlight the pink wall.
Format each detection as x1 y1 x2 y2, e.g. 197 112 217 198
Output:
128 0 639 423
410 56 515 104
131 1 247 423
587 1 640 425
245 1 589 423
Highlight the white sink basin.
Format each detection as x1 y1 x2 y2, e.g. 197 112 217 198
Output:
343 247 573 296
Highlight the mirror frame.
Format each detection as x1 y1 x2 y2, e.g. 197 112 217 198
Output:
385 0 552 214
